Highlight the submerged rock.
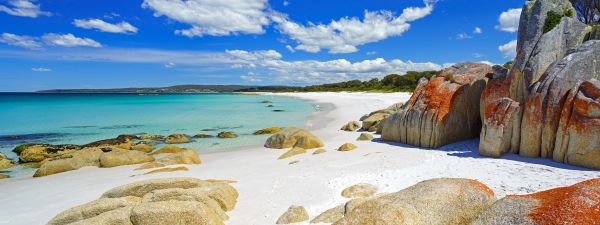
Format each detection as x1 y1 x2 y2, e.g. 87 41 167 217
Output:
472 179 600 225
276 205 309 224
193 134 214 138
217 131 238 138
48 178 238 225
264 127 324 149
164 134 191 144
138 134 163 141
335 178 496 225
382 63 492 148
253 127 281 135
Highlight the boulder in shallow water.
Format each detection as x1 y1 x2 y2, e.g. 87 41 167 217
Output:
341 121 361 132
193 134 214 138
14 144 81 163
217 131 238 138
139 134 163 141
132 142 154 153
334 178 496 225
34 148 104 177
382 62 491 148
472 178 600 225
337 143 357 152
164 134 191 144
0 152 15 170
83 135 136 149
152 145 186 155
265 127 324 149
276 205 309 224
253 127 281 135
48 178 238 225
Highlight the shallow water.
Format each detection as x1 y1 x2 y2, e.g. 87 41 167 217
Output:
0 93 315 164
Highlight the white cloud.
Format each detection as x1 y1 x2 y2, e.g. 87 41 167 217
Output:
141 0 270 37
240 72 262 82
42 33 102 48
366 51 377 55
499 39 517 58
0 0 51 18
497 8 521 33
474 27 482 34
272 0 436 53
283 1 289 6
74 19 138 34
31 67 51 72
0 47 442 85
456 32 472 40
164 62 176 68
0 33 42 49
285 45 295 53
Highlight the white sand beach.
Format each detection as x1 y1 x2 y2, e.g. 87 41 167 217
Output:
0 92 598 225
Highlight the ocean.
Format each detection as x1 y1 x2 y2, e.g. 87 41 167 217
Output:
0 93 316 174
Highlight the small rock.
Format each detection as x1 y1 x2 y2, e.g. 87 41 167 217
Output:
0 174 9 179
356 133 374 141
313 149 326 155
217 132 238 138
265 127 324 149
288 160 300 165
278 147 306 160
272 109 285 112
310 205 344 224
340 121 361 132
338 143 357 152
253 127 281 135
144 166 189 175
0 152 15 170
262 100 273 104
341 183 378 198
276 205 309 224
152 145 185 155
164 134 191 144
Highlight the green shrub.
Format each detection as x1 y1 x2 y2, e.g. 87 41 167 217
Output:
13 144 26 154
503 61 514 70
543 11 563 33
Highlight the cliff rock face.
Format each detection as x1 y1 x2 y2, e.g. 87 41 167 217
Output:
520 41 600 159
382 63 491 148
478 0 600 169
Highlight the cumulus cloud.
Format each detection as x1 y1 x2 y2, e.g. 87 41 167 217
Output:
141 0 270 37
499 39 517 58
285 45 295 53
0 33 42 49
497 8 521 33
42 33 102 48
0 47 442 85
0 0 51 18
366 51 377 55
74 19 138 34
456 32 472 40
240 72 262 82
474 27 482 34
272 0 436 53
31 67 51 72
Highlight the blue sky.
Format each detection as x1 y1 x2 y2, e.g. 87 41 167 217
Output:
0 0 524 92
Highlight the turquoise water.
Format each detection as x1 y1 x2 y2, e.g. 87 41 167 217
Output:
0 93 315 161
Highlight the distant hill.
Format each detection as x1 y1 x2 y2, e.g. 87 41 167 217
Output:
37 85 297 93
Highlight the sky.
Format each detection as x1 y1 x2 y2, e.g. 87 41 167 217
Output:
0 0 525 92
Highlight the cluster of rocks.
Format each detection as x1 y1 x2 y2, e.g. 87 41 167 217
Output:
374 0 600 170
47 178 238 225
279 178 599 224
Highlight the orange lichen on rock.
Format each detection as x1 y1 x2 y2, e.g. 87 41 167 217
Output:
526 178 600 224
465 179 495 197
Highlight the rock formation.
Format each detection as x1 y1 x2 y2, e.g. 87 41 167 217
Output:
253 127 281 135
47 178 238 225
334 178 496 225
478 0 600 169
382 63 492 148
264 127 324 149
137 149 201 170
472 178 600 225
217 131 238 138
0 152 15 170
337 143 357 152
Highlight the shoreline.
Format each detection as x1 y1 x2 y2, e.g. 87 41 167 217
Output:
0 92 597 225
